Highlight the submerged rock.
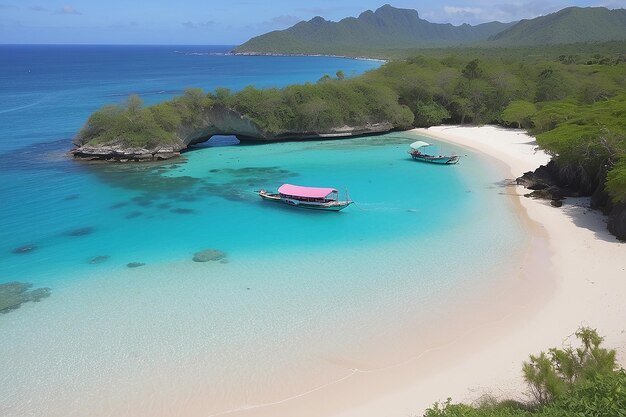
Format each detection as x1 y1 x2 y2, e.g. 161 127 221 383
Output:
193 249 227 262
64 227 95 237
89 255 110 264
125 211 143 219
171 208 196 215
0 282 51 314
127 262 146 268
12 244 37 254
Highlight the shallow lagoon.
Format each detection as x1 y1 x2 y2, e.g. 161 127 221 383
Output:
0 46 528 416
0 133 529 416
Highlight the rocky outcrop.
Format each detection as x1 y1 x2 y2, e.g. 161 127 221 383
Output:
516 160 567 205
71 144 184 162
71 104 397 162
517 159 626 241
192 249 227 262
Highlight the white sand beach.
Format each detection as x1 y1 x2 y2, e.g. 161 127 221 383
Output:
2 126 624 417
231 125 626 417
392 125 626 412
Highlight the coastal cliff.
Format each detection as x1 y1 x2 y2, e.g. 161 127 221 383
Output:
71 81 413 161
71 103 397 161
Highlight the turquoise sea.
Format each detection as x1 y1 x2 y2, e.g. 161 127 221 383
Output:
0 45 528 416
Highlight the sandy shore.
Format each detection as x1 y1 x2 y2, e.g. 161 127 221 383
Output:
197 125 626 417
3 126 624 417
205 125 626 417
323 125 626 417
402 125 626 405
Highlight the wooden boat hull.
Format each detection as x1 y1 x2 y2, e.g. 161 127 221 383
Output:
410 153 460 165
258 192 352 212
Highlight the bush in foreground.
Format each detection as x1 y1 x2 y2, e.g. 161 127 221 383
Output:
423 327 625 417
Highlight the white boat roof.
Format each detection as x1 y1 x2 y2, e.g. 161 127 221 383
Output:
410 140 431 150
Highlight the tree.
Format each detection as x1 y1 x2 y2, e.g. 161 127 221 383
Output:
317 74 333 83
125 94 143 119
501 101 536 129
214 87 231 101
461 59 483 84
412 101 450 127
523 327 617 406
450 96 472 124
336 70 345 80
535 68 567 102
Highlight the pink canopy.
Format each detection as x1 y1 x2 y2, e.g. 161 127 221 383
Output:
278 184 337 198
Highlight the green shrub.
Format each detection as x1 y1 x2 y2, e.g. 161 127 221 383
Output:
422 328 625 417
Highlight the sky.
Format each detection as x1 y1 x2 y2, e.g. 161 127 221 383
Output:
0 0 623 45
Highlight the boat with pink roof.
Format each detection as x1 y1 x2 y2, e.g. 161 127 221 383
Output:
258 183 353 212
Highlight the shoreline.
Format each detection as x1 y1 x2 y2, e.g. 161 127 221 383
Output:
279 125 626 417
3 126 625 416
229 50 388 62
408 125 626 400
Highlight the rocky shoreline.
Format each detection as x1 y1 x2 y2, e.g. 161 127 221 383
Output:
70 104 396 162
70 144 184 162
517 160 626 240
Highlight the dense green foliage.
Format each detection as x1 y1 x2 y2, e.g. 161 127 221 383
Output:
221 80 413 133
423 328 626 417
76 78 414 146
76 89 213 148
234 5 626 57
356 45 626 202
77 41 626 202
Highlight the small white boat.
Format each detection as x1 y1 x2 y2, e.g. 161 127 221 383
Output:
408 140 460 165
258 184 352 212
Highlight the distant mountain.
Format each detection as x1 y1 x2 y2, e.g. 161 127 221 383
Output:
490 7 626 45
234 4 514 55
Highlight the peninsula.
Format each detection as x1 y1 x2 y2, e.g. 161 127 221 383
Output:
71 29 626 239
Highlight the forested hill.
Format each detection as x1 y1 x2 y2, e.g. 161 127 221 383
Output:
234 5 626 56
490 7 626 45
233 5 514 55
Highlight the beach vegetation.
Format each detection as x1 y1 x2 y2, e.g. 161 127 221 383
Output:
422 327 625 417
77 96 180 148
501 101 536 129
76 41 626 203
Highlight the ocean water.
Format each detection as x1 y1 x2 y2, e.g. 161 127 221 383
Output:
0 46 528 416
